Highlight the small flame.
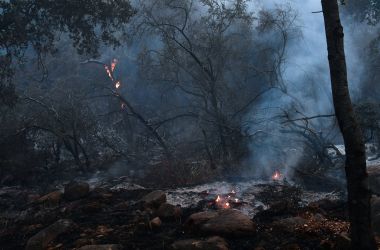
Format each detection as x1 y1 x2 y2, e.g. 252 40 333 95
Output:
224 202 230 208
104 65 113 81
272 170 283 181
216 195 221 203
111 58 118 72
115 81 121 89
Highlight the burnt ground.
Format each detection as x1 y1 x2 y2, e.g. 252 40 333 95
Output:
0 181 379 250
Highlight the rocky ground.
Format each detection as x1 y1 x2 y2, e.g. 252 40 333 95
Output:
1 179 380 250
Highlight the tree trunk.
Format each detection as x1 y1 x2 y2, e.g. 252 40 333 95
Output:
321 1 376 249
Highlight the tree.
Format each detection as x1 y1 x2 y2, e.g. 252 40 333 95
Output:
321 0 377 249
136 0 296 168
0 0 135 105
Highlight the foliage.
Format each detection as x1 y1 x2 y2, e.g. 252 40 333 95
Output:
0 0 135 105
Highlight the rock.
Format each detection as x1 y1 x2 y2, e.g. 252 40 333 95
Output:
200 209 256 236
171 236 229 250
141 190 166 208
81 201 104 213
114 201 129 210
186 210 255 237
78 245 122 250
185 211 218 229
64 181 90 201
27 194 41 203
157 203 176 219
26 219 74 250
151 217 162 228
37 190 62 206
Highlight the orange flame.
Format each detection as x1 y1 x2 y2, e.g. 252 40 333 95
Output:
111 58 118 72
272 170 283 181
104 65 113 81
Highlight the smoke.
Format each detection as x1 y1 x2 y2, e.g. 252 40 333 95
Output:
244 0 378 179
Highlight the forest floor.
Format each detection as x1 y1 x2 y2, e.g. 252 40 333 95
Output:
1 177 380 250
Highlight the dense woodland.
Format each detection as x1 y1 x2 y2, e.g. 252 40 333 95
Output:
2 0 380 249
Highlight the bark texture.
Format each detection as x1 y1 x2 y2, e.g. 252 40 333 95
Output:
321 1 377 249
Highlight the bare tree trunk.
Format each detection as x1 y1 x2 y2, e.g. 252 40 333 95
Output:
321 1 376 249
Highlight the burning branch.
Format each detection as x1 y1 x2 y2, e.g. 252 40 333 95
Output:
81 58 173 161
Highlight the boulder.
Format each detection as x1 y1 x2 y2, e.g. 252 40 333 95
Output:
151 217 162 228
64 181 89 201
200 209 256 237
185 211 218 229
26 219 74 250
157 203 176 219
80 201 104 213
37 190 62 206
141 190 166 208
78 245 121 250
171 236 229 250
186 210 255 237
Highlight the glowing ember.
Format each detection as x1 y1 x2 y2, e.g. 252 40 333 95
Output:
104 65 113 81
272 170 283 181
216 195 221 203
115 81 121 89
224 202 230 208
111 58 118 72
104 58 118 81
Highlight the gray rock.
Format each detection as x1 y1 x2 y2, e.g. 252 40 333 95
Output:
200 209 256 236
185 211 218 229
26 219 74 250
157 203 176 218
141 190 166 208
186 210 255 237
36 190 62 206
